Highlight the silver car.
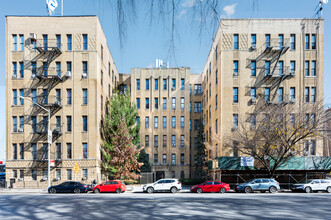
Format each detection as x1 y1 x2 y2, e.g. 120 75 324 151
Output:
291 179 331 193
143 179 182 193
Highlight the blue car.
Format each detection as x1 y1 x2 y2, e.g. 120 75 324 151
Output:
234 178 280 193
48 181 89 193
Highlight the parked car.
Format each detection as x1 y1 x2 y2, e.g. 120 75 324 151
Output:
291 179 331 193
234 178 280 193
191 181 230 193
143 179 182 193
93 180 126 193
48 181 89 193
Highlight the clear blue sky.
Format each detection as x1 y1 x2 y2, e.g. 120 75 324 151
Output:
0 0 330 162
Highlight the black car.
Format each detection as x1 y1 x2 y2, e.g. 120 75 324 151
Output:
48 181 89 193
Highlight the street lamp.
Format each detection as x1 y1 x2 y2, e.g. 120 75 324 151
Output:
19 95 52 189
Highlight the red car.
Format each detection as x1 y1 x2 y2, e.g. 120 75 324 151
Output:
191 181 230 193
93 180 126 193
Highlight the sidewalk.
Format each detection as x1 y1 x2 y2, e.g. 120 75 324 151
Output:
0 188 47 193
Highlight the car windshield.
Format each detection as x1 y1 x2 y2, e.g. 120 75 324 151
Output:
298 179 314 184
244 179 255 184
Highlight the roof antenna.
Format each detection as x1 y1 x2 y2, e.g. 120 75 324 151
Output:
314 0 328 18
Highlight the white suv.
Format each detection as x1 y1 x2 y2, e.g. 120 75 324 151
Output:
291 179 331 193
143 179 182 193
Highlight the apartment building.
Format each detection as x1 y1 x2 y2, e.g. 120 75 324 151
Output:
6 16 119 188
202 19 324 159
119 68 202 180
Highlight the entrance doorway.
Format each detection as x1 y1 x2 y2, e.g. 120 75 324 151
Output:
156 171 165 181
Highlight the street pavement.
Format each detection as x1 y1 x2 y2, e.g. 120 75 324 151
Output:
0 190 330 220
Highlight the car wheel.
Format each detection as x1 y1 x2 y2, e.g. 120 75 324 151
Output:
196 188 203 193
147 187 154 193
170 187 178 193
326 187 331 193
269 186 277 194
244 186 252 193
116 188 122 194
305 187 312 193
74 188 80 194
94 188 100 193
49 188 56 194
219 188 226 194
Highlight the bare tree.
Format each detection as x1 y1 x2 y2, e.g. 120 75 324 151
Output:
211 101 326 178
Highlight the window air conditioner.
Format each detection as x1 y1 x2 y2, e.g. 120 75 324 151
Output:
42 177 48 181
30 33 37 40
82 72 87 79
251 45 256 50
82 177 87 180
18 128 24 132
66 71 72 77
55 177 61 181
251 98 257 104
55 100 61 106
171 87 175 91
19 178 24 181
12 74 17 79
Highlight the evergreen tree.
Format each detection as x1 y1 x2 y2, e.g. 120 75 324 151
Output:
138 148 151 173
194 118 207 179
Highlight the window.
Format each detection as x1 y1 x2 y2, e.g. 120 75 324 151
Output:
290 114 295 126
194 119 200 130
209 84 211 98
67 169 72 180
215 45 218 60
154 116 158 128
305 87 309 103
43 89 48 104
136 117 140 125
180 116 184 128
31 143 37 160
19 35 24 51
305 34 310 50
251 34 256 47
231 60 238 77
145 98 149 109
82 61 88 78
146 79 149 90
83 116 88 132
163 135 167 147
83 143 87 159
101 45 103 60
265 34 270 48
154 135 158 147
20 170 24 180
67 89 72 105
13 34 17 51
290 34 295 50
215 95 218 110
265 88 270 102
278 87 283 102
82 89 88 105
13 89 17 106
181 78 185 90
13 116 17 132
32 170 37 181
13 62 17 78
43 35 48 50
233 114 238 129
56 169 61 180
194 84 202 95
172 116 176 128
310 140 316 155
56 34 61 50
56 62 61 77
136 98 140 109
194 102 202 113
251 61 256 76
136 79 140 90
31 62 37 78
13 144 17 160
290 61 295 74
83 34 88 50
215 70 218 84
67 34 72 51
265 61 270 75
43 143 48 159
19 62 24 78
154 97 159 109
31 116 37 133
19 116 24 132
180 98 185 109
311 87 316 103
163 98 167 109
162 116 167 128
234 34 239 49
172 98 176 109
180 135 184 147
56 116 61 130
290 87 295 102
145 135 149 147
66 143 72 159
311 61 316 76
19 143 24 159
171 154 176 165
172 135 176 147
163 154 167 164
278 61 283 75
66 61 72 72
163 79 167 90
13 170 17 178
278 34 284 49
56 143 61 159
180 154 184 165
233 87 238 103
154 154 158 164
190 119 192 131
172 78 176 89
155 79 159 90
101 71 103 86
67 116 72 132
312 34 316 49
145 117 149 128
215 119 218 133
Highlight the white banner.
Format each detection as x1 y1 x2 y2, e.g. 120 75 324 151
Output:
240 157 254 167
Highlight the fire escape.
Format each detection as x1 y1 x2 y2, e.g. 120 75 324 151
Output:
246 37 294 106
23 34 67 162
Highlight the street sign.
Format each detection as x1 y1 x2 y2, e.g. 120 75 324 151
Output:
241 157 254 167
50 160 55 167
73 162 80 173
48 130 52 144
